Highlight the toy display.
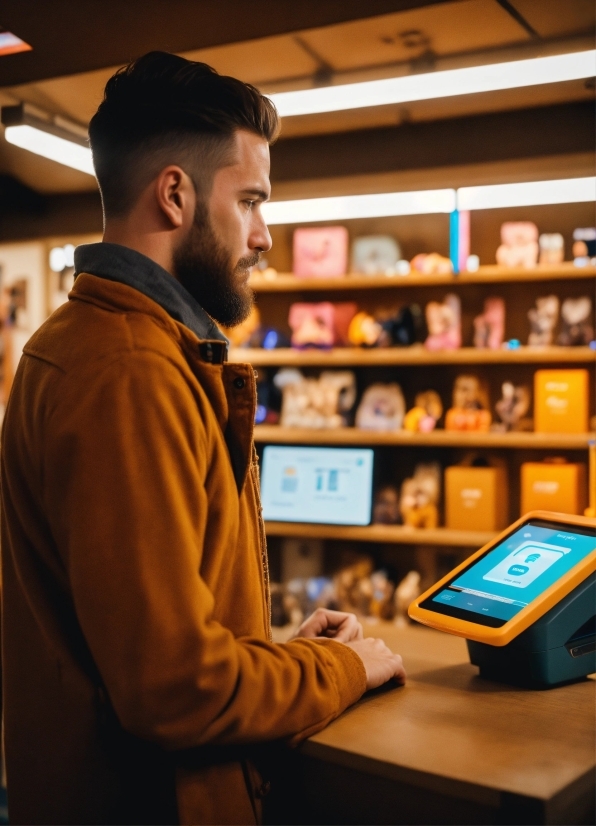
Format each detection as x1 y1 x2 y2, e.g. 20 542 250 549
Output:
293 227 349 277
534 369 589 434
492 382 531 432
521 458 587 516
538 233 564 265
355 383 405 431
527 295 559 346
473 297 505 349
410 252 453 275
572 227 596 266
274 368 357 429
445 374 492 431
351 235 401 275
445 460 508 531
557 297 594 346
372 484 401 524
424 294 461 351
347 311 382 347
496 222 539 268
403 390 443 432
377 304 427 347
288 302 357 349
400 463 440 529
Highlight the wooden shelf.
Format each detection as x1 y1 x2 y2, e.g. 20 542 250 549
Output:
265 521 495 547
254 425 595 449
231 345 596 367
249 264 596 292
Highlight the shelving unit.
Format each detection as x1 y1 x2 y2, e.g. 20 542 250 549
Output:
265 522 495 548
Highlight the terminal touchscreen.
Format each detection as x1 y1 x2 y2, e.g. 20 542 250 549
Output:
260 445 374 525
409 513 596 645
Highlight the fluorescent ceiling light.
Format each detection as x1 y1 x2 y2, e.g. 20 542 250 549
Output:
270 50 596 117
1 104 94 176
457 177 596 210
262 189 456 224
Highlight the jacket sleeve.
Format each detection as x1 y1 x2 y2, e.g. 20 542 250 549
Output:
44 350 366 750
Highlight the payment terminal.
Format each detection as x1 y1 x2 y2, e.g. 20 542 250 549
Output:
408 512 596 687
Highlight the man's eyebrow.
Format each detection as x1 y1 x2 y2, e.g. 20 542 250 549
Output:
241 188 270 202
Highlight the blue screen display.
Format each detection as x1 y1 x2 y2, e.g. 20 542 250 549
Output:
432 523 595 621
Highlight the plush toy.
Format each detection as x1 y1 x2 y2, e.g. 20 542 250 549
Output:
528 295 559 346
539 233 564 265
355 383 405 431
368 570 396 620
424 294 461 351
403 390 443 432
400 463 440 528
293 226 349 277
557 297 594 346
410 252 453 275
334 556 374 615
445 374 492 431
496 222 539 268
274 368 357 428
473 297 505 349
288 302 335 349
394 571 421 627
377 304 427 347
351 235 401 275
347 311 383 347
492 382 531 432
373 484 401 524
572 228 596 266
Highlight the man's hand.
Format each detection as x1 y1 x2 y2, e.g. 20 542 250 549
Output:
291 607 363 643
344 638 406 690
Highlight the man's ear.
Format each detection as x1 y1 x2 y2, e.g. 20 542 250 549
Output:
154 165 195 229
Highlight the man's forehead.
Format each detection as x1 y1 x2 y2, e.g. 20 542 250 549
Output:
222 130 270 192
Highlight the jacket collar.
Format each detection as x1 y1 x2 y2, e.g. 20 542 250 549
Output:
74 242 228 345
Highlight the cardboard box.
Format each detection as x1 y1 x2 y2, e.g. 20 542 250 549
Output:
521 460 587 516
445 466 509 532
534 369 589 433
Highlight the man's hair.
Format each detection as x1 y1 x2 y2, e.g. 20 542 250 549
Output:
89 51 280 218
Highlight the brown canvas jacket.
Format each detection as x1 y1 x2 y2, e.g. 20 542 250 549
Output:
0 273 367 825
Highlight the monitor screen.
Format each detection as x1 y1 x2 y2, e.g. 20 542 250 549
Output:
421 519 596 627
260 445 374 526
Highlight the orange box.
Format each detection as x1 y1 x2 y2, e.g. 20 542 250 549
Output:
521 460 587 516
445 466 508 532
534 369 589 433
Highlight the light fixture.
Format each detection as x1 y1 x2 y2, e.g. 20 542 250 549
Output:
0 30 32 57
270 50 596 117
457 177 596 211
262 189 457 224
1 103 94 176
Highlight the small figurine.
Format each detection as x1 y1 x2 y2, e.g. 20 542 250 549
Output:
496 222 539 268
293 226 349 277
373 485 401 524
473 297 505 349
394 571 421 627
492 382 531 432
400 463 440 529
274 368 357 428
572 228 596 266
528 295 559 346
334 556 374 615
445 374 491 431
557 297 594 346
410 252 453 275
377 304 427 347
424 294 461 351
539 233 564 265
355 383 405 431
347 311 383 347
368 570 396 620
403 390 443 432
351 235 401 275
289 302 335 349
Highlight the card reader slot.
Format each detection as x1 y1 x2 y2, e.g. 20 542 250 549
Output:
565 615 595 658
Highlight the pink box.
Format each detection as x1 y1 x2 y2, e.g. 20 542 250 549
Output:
293 227 349 277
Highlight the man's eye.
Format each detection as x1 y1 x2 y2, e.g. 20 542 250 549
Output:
244 200 255 209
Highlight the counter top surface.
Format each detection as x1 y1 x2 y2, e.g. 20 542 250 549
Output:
301 624 595 807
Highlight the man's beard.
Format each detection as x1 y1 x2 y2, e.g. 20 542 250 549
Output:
173 201 258 327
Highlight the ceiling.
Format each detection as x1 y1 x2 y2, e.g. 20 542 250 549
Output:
0 0 593 196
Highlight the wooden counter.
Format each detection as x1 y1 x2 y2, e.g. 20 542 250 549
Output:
293 624 595 826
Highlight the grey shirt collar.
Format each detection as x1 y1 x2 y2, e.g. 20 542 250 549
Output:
74 242 227 344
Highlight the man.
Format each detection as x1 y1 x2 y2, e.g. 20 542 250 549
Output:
1 52 405 825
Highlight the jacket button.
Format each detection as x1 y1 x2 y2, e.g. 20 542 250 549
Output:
233 377 245 389
256 780 271 799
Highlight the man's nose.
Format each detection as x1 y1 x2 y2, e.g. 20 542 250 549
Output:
251 211 272 253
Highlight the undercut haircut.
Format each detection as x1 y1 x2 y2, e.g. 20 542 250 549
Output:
89 51 280 219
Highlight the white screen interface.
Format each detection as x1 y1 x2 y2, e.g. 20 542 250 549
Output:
260 446 374 525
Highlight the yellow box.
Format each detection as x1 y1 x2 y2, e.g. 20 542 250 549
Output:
534 369 589 433
445 466 509 532
521 460 587 516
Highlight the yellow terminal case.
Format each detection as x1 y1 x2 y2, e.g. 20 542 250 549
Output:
408 511 596 647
